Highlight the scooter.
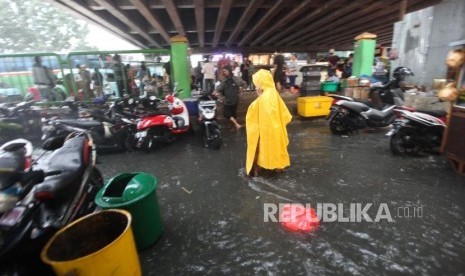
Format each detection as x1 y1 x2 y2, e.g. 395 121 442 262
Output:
41 110 136 153
327 97 397 134
0 132 103 274
135 91 190 152
198 93 222 149
388 109 446 155
0 101 42 144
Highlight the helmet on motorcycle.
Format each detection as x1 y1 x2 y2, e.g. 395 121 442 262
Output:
392 67 414 80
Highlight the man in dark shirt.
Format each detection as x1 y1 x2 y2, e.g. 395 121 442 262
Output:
326 49 340 75
214 66 246 130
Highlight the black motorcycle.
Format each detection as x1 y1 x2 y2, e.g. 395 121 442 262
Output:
41 105 137 153
0 101 42 144
0 133 103 274
327 67 414 134
327 99 396 134
198 93 222 149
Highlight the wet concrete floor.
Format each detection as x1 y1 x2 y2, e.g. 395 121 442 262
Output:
96 117 465 275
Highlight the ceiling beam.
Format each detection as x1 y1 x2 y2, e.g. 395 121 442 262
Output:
267 0 375 46
94 0 161 47
293 3 400 46
225 0 265 47
49 0 147 49
238 0 288 47
322 25 394 47
212 0 233 48
193 0 205 48
128 0 171 44
250 0 317 46
163 0 186 36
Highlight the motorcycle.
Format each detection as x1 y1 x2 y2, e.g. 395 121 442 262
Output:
198 93 222 149
0 132 103 274
388 108 446 155
135 91 191 152
327 67 416 134
327 97 397 134
41 112 136 153
0 101 42 144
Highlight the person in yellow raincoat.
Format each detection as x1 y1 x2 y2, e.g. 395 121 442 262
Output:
246 69 292 176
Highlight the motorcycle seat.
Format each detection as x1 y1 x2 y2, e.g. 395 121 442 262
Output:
56 119 102 129
416 109 447 118
340 101 370 113
34 136 86 200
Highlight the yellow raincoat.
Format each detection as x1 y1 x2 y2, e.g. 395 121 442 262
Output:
246 69 292 175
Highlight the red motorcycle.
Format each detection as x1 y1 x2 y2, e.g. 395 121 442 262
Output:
134 92 191 152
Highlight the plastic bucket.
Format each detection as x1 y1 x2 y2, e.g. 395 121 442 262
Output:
95 172 163 250
40 209 141 276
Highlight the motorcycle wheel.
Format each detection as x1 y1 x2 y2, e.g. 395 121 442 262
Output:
329 113 350 135
123 133 136 152
390 127 420 156
76 168 104 218
206 127 222 150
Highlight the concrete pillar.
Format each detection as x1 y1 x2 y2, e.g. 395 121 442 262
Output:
170 35 191 98
352 32 377 77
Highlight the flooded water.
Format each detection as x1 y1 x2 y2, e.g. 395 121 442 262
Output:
96 119 465 275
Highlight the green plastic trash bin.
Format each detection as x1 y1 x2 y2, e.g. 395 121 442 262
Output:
95 172 162 250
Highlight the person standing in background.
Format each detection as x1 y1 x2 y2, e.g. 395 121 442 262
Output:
112 54 127 96
287 53 299 94
78 64 92 100
326 49 340 76
217 54 230 81
240 59 249 89
202 57 215 95
194 61 203 90
32 56 55 101
136 61 151 96
91 67 104 97
272 54 286 93
247 59 255 90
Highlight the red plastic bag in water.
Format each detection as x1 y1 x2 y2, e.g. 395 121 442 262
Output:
280 203 320 232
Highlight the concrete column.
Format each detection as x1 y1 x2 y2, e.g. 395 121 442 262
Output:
352 33 377 77
170 35 191 98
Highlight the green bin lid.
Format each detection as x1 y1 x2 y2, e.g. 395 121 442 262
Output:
95 172 158 208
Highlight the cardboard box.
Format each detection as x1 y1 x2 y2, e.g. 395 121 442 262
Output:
297 96 333 117
344 88 354 98
346 78 359 87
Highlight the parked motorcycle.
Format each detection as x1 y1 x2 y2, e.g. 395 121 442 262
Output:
41 111 136 153
198 93 222 149
135 92 191 152
0 101 42 144
0 132 103 274
327 98 397 134
327 66 416 134
388 109 446 155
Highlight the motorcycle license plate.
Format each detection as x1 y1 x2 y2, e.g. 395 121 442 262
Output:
0 206 25 227
135 131 147 138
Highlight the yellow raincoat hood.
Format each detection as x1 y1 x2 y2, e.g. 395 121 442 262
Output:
245 69 292 175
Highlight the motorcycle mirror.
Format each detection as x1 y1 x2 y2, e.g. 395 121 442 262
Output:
42 136 65 151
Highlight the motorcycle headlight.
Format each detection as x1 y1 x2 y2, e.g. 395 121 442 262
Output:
204 112 215 120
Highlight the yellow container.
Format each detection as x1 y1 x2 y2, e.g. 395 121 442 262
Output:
41 209 141 276
297 96 333 117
